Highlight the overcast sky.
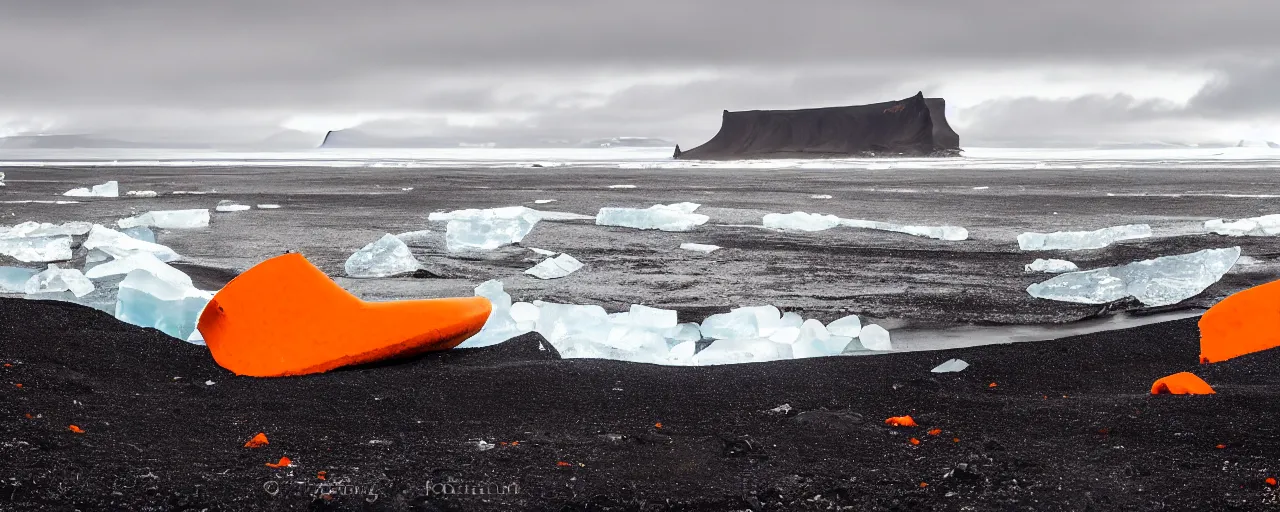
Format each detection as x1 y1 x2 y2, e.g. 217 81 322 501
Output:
1 1 1278 146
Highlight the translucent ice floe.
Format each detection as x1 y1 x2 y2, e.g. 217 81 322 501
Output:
792 319 853 358
214 200 250 212
114 267 213 340
596 202 709 232
679 243 721 253
126 190 158 198
839 219 969 241
534 199 557 204
524 253 583 279
763 212 842 232
699 309 760 340
344 234 420 278
811 194 833 199
118 209 211 229
528 247 557 256
430 206 542 252
0 236 72 263
120 226 156 244
84 252 192 283
457 280 531 348
0 266 37 292
0 221 92 238
256 204 281 209
1017 224 1151 250
1025 258 1080 273
83 225 181 262
931 359 969 373
25 264 94 297
63 180 119 197
858 324 893 351
1026 247 1240 307
825 314 863 338
693 338 794 365
1204 214 1280 236
608 184 637 189
394 230 433 246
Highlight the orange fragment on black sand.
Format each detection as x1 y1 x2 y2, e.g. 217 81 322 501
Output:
1216 444 1227 449
988 382 997 388
265 456 292 468
919 482 928 488
14 383 22 388
244 432 269 448
927 428 941 436
317 471 327 480
952 438 960 443
23 413 32 419
556 461 572 467
1150 372 1215 395
68 425 85 434
654 422 662 429
909 438 921 445
885 416 917 427
1268 477 1277 487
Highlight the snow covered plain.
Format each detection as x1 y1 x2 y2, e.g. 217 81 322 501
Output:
3 147 1280 355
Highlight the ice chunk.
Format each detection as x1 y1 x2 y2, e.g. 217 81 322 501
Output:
532 210 595 221
0 221 92 238
596 203 710 232
0 236 72 263
509 301 541 330
25 264 94 297
121 226 156 244
931 359 970 373
1017 224 1151 250
825 314 863 338
792 319 853 358
859 324 892 350
118 209 211 230
114 268 213 340
524 253 584 279
768 327 801 344
344 234 420 278
215 200 250 212
667 340 698 365
693 338 793 365
779 311 804 329
840 219 969 241
63 180 119 198
1026 247 1240 307
663 323 702 344
430 206 542 251
126 190 158 198
84 252 192 284
608 184 637 189
699 309 760 340
679 243 721 253
528 247 557 256
256 204 281 209
457 280 531 348
534 302 610 344
394 230 433 246
811 194 833 199
733 305 782 336
1205 214 1280 236
83 225 180 262
763 212 842 232
1025 258 1079 273
0 266 37 292
534 199 556 204
628 304 678 331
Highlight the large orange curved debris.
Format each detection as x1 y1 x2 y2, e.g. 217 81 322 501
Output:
198 253 492 377
1199 279 1280 363
885 415 917 427
244 433 269 448
1150 372 1216 395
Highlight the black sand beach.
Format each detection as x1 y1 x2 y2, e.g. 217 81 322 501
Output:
4 298 1279 510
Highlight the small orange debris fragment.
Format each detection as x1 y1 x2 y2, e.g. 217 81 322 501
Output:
885 415 917 427
953 438 960 443
3 363 11 367
988 382 997 388
244 432 269 448
1216 444 1227 449
654 422 662 429
265 456 292 468
23 413 32 419
14 383 22 388
1268 477 1278 487
1150 372 1216 395
68 425 85 434
909 437 921 445
556 461 572 467
919 482 928 488
317 471 327 480
500 442 508 446
927 428 942 436
511 441 519 446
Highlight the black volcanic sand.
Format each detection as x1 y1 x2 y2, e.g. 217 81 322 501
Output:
4 299 1280 510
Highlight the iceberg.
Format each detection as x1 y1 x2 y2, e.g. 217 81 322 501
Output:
25 264 94 298
0 266 37 293
118 209 210 230
0 221 92 238
693 338 794 365
214 200 250 212
114 268 213 340
1025 258 1079 273
859 324 892 351
931 359 970 373
126 190 158 198
839 219 969 241
1017 224 1151 251
596 203 709 232
679 243 721 253
457 280 531 348
763 212 842 232
344 234 420 278
0 236 72 263
524 253 584 279
1205 214 1280 236
83 225 181 262
1026 247 1240 307
63 180 119 198
430 206 542 252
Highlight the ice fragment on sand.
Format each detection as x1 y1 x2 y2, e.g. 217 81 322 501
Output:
931 359 969 373
699 309 760 340
525 253 583 279
825 314 863 338
628 304 678 330
528 247 556 256
430 206 542 251
0 221 92 238
667 341 698 365
214 200 250 212
693 338 793 365
763 212 842 232
1205 214 1280 236
0 266 37 292
811 194 833 199
792 319 853 358
1027 247 1240 307
115 267 212 340
663 323 702 344
63 180 119 197
83 225 180 262
509 301 541 330
840 219 969 241
393 230 433 246
126 190 158 198
256 204 281 209
457 280 530 348
531 210 595 221
679 243 721 253
344 234 420 278
608 184 637 189
534 199 556 204
0 236 72 263
596 202 709 232
118 209 210 229
25 264 94 297
733 305 782 336
84 252 191 283
120 227 155 243
1025 258 1079 273
859 324 892 351
1017 224 1151 251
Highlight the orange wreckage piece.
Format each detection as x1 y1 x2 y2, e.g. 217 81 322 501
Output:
885 416 917 427
1150 372 1216 395
244 432 269 448
1199 279 1280 363
198 253 492 377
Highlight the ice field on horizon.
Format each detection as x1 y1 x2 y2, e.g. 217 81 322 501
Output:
2 146 1280 170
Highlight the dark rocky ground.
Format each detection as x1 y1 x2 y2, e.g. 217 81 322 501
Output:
3 297 1280 511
